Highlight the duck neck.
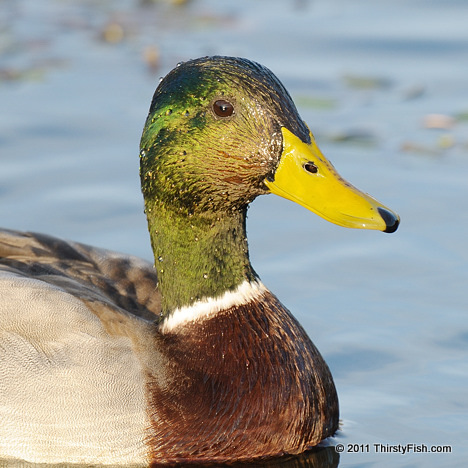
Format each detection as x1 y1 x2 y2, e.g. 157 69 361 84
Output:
145 202 257 315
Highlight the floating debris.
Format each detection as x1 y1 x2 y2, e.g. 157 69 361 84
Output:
402 84 425 101
400 141 441 157
454 111 468 122
0 68 23 82
0 59 67 83
293 95 336 110
140 0 191 5
142 45 160 72
423 113 455 129
401 134 456 156
326 129 379 146
101 22 125 44
170 0 191 5
342 74 392 90
437 133 455 149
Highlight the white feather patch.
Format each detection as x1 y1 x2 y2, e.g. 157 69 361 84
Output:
159 280 267 334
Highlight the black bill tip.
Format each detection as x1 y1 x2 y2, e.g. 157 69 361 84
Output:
378 207 400 233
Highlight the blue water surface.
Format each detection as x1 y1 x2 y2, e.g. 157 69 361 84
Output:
0 0 467 467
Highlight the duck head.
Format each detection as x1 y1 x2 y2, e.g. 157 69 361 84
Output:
140 55 399 232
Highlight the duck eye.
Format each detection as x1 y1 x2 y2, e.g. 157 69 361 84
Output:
213 100 234 117
303 162 318 174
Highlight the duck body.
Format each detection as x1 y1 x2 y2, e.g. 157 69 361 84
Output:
0 56 399 465
0 230 157 465
0 229 336 465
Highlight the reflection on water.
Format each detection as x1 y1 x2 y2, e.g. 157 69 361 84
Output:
236 447 339 468
0 447 339 468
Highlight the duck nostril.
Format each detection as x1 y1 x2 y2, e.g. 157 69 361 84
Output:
303 162 318 174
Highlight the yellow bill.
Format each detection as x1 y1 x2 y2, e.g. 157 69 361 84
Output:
265 127 399 233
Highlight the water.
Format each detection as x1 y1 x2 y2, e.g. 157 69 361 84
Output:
1 0 467 466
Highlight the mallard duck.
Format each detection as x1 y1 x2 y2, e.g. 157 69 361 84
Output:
0 56 399 466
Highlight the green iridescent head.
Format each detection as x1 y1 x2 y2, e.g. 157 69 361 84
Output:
139 56 399 312
140 56 309 215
